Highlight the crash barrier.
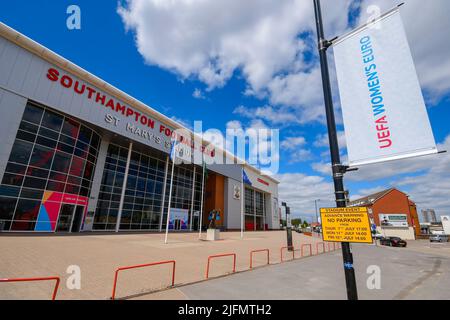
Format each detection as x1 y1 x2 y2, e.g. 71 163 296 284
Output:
316 242 326 254
206 253 236 279
280 246 296 262
111 260 176 300
0 276 60 300
301 244 313 257
249 249 270 269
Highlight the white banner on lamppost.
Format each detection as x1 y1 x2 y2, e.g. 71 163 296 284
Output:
333 7 437 167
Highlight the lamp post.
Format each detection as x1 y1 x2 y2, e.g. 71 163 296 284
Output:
282 202 293 251
313 0 358 300
314 199 320 224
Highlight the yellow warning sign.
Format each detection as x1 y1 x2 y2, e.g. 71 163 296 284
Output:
320 207 373 243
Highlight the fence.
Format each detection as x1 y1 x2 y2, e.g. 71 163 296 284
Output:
280 246 296 262
111 260 176 300
205 253 237 279
301 244 313 257
249 249 270 269
0 276 60 300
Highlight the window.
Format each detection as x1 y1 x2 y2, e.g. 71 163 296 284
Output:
244 187 266 231
52 152 72 173
78 126 92 145
0 186 20 198
0 102 101 231
29 145 54 170
2 173 24 187
12 199 40 221
0 196 17 220
22 104 43 124
8 140 33 164
61 118 80 139
95 143 198 232
69 156 85 177
41 110 63 132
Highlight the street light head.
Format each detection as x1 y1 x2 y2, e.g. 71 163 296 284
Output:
282 202 287 207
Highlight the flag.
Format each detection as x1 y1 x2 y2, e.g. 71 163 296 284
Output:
242 169 252 185
203 160 208 181
170 139 179 162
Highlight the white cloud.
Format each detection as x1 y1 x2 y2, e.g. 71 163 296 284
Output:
118 0 354 123
226 120 242 130
357 0 450 103
311 161 331 176
288 149 314 164
276 172 335 218
225 119 280 171
281 136 307 151
234 105 298 125
192 88 206 100
395 137 450 216
313 131 347 149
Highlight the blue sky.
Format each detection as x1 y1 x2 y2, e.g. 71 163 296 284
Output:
1 0 449 221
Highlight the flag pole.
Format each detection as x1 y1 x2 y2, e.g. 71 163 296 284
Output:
240 178 244 239
165 143 177 244
198 158 205 239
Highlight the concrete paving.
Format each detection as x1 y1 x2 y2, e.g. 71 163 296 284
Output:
0 230 326 300
155 242 450 300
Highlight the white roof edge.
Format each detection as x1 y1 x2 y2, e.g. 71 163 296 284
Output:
0 22 280 183
243 165 280 185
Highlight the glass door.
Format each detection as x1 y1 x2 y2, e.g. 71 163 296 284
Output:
70 206 85 233
56 204 76 232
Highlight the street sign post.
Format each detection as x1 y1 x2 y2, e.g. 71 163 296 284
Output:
320 207 373 244
313 0 358 300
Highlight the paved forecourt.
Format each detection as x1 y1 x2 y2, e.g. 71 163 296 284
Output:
152 242 450 300
0 230 329 300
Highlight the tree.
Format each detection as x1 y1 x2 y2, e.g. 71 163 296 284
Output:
291 219 302 227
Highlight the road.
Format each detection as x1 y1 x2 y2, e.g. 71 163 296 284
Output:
145 241 450 300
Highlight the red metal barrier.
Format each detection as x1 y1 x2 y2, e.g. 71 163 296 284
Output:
316 242 325 255
249 249 270 269
206 253 236 279
280 246 296 262
111 260 176 300
328 242 333 252
0 276 60 300
301 244 312 257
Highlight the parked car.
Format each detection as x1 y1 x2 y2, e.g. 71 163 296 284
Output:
430 234 449 243
380 237 407 247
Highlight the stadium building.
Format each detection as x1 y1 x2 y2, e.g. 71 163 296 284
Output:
0 23 280 233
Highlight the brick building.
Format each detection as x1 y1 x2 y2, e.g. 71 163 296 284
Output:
349 188 420 240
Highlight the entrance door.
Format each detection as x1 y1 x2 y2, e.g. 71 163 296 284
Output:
56 204 76 232
70 206 85 233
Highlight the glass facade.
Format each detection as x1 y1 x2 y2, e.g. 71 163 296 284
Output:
0 103 273 233
244 187 266 231
0 102 100 231
93 143 202 231
162 165 203 230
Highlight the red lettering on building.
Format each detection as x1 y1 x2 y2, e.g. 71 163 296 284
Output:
46 68 59 82
45 68 216 156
